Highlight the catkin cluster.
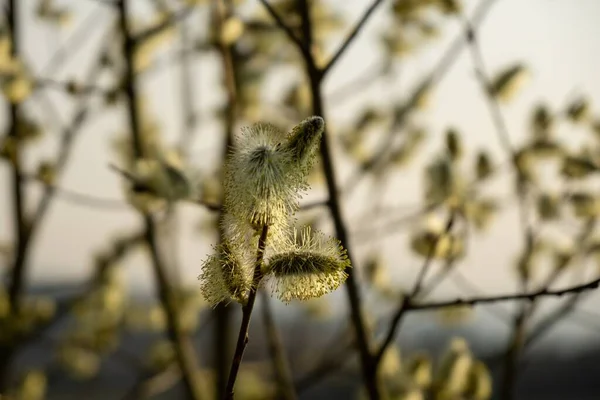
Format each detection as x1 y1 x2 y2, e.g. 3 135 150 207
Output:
199 117 351 305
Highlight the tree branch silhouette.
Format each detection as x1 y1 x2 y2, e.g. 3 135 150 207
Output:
321 0 385 77
116 1 204 398
294 0 380 398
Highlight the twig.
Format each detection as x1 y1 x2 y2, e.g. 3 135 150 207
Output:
5 0 27 314
257 0 311 62
213 0 240 394
460 13 535 400
405 274 600 311
327 61 386 104
447 269 512 322
224 224 269 400
133 4 196 44
31 28 115 226
293 0 380 398
117 1 203 399
25 176 130 211
373 214 455 365
321 0 386 77
260 291 297 400
341 0 500 196
41 5 107 76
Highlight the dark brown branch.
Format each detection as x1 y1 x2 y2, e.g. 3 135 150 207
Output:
406 275 600 311
5 0 27 315
41 6 107 76
257 0 312 62
117 1 203 399
224 224 269 400
321 0 386 77
213 0 240 394
294 0 379 398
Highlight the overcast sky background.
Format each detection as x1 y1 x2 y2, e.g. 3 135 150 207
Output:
1 0 600 353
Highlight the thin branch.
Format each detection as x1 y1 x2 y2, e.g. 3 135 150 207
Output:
460 12 541 399
294 0 380 398
257 0 311 62
373 213 455 365
341 0 500 196
35 78 114 97
448 269 512 322
327 61 386 104
213 0 240 393
133 4 196 44
224 224 269 400
5 0 27 314
406 275 600 311
88 0 118 6
25 177 130 211
41 5 107 76
117 1 203 399
321 0 386 77
411 215 455 297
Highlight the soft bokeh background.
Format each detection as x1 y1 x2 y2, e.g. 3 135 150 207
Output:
1 0 600 399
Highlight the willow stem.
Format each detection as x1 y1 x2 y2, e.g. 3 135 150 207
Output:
224 224 270 400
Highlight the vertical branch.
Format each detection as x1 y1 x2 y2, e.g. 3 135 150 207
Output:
116 1 203 399
500 218 595 399
214 0 239 395
259 291 297 400
294 1 379 399
0 26 115 389
6 0 28 316
224 225 269 400
0 0 26 389
459 15 534 400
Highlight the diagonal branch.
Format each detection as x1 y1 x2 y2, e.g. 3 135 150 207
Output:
341 0 501 196
321 0 386 77
407 275 600 311
257 0 311 62
373 213 455 365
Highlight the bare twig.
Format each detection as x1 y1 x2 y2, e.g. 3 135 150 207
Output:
257 0 311 62
25 176 130 211
134 4 196 44
406 274 600 311
341 0 500 196
117 1 203 398
373 214 455 365
5 0 27 314
224 225 269 400
213 0 241 394
293 0 380 398
321 0 386 77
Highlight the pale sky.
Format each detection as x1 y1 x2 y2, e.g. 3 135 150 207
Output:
1 0 600 348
